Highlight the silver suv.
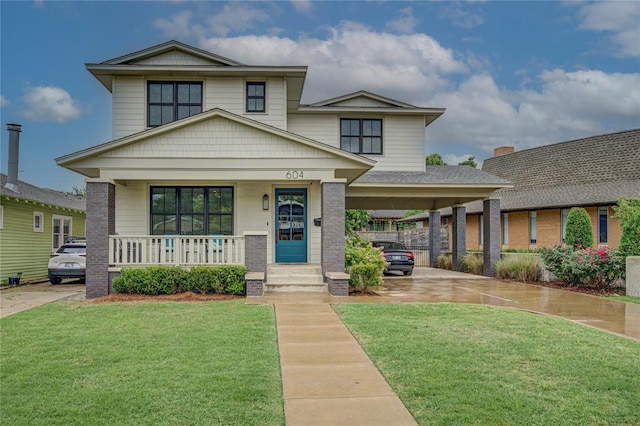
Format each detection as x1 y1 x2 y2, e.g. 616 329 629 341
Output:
48 241 86 284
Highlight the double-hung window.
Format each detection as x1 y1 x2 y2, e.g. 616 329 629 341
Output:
148 82 202 127
246 82 266 113
529 211 537 245
151 187 233 235
52 216 72 249
340 119 383 154
561 208 570 242
598 206 608 244
501 213 509 245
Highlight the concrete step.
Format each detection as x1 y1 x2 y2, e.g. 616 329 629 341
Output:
268 264 322 275
267 274 324 285
265 282 328 293
265 264 325 293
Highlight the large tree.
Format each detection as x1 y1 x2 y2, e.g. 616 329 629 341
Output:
426 153 446 165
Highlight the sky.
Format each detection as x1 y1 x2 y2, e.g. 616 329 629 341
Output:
1 0 639 192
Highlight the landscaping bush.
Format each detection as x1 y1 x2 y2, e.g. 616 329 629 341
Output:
436 253 452 270
350 264 382 292
462 253 483 275
183 266 225 293
215 266 247 295
565 207 594 248
495 255 541 281
541 244 625 290
112 266 187 295
614 198 640 257
345 235 386 290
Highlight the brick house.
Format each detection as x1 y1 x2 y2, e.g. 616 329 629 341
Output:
403 129 640 251
56 40 511 298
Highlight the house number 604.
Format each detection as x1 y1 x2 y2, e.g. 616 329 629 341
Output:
286 171 304 179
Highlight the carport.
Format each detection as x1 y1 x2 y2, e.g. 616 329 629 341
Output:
346 169 512 275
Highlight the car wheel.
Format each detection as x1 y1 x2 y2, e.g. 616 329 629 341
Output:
403 270 413 276
50 277 62 285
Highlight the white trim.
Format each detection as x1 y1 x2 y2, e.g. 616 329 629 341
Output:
52 215 73 250
33 211 44 232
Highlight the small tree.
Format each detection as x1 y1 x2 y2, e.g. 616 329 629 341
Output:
426 153 447 165
565 207 594 248
345 210 370 235
614 198 640 257
458 156 478 168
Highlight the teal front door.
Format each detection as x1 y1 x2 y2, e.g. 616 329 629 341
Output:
275 188 307 263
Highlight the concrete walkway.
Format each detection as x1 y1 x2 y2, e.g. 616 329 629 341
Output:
0 282 85 318
276 302 417 426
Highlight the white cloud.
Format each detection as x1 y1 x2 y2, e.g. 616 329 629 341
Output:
439 3 484 29
0 95 9 107
154 10 194 38
290 0 313 14
22 86 82 123
576 1 640 57
443 153 477 166
206 4 269 37
386 7 419 34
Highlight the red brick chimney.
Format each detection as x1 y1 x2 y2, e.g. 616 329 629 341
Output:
493 146 514 157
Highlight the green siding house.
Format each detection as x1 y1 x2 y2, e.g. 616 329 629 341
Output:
0 174 86 285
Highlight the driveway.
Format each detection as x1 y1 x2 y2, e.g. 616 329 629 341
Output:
0 281 85 318
377 268 640 341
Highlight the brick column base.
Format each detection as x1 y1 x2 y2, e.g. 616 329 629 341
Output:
86 181 115 299
245 272 265 297
483 198 501 277
452 205 467 272
429 210 441 267
326 272 350 297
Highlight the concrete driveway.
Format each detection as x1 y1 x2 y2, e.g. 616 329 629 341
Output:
0 281 85 318
377 268 640 341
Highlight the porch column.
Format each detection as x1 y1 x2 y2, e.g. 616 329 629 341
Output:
86 180 115 299
451 205 466 272
321 180 346 280
483 198 501 277
244 231 267 297
428 210 441 267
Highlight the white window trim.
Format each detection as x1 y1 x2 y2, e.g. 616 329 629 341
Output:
529 211 537 245
34 211 44 232
0 205 4 229
52 215 73 250
244 80 268 114
479 214 484 246
501 213 509 245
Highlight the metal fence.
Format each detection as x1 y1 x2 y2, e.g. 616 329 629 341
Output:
405 245 430 267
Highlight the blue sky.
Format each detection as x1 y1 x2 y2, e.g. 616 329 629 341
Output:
1 1 639 192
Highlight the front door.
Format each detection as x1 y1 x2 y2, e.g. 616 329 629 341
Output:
275 188 307 263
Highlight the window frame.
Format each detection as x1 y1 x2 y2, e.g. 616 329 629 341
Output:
246 82 266 113
52 215 73 250
147 81 203 127
501 212 509 245
478 214 484 246
560 208 570 242
34 211 44 232
340 118 383 155
150 186 234 236
529 211 537 245
598 206 608 244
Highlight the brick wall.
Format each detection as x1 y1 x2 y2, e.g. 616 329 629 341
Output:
86 182 115 299
321 182 345 276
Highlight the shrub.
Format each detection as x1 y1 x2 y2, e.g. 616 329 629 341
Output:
112 266 187 295
215 266 246 295
345 235 386 289
349 264 382 292
184 266 225 293
541 244 625 290
437 253 452 270
565 207 594 248
495 255 541 281
614 198 640 257
462 253 483 275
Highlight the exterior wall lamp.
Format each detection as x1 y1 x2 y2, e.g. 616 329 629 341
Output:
262 194 269 211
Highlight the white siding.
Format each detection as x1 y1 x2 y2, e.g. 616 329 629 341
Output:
288 114 426 171
102 116 328 159
114 180 321 264
112 77 146 139
369 115 425 171
205 77 286 129
134 51 219 66
287 114 339 147
115 181 148 234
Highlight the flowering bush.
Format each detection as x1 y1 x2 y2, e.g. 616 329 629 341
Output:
541 244 625 290
345 235 387 290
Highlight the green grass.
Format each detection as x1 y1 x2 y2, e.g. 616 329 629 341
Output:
606 294 640 304
334 303 640 426
1 300 284 426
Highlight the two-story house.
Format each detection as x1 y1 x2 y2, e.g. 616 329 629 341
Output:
56 40 510 298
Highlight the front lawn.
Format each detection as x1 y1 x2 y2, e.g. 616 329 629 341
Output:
0 300 284 426
606 294 640 304
335 303 640 426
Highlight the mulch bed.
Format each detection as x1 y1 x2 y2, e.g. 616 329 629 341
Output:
348 288 379 296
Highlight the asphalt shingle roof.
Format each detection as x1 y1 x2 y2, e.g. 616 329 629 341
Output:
0 174 86 211
353 167 512 186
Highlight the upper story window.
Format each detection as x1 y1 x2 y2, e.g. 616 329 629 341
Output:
246 82 266 113
340 119 383 155
148 82 202 127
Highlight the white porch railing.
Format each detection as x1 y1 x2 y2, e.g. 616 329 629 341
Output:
109 235 245 267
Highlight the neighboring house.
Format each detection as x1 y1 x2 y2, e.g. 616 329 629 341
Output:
403 129 640 250
367 210 408 231
56 40 510 297
0 171 86 285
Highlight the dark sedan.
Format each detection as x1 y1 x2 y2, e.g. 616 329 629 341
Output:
372 241 415 276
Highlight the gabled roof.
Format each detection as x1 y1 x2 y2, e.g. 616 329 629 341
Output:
295 90 445 125
56 108 375 178
0 174 85 211
307 90 420 108
100 40 244 66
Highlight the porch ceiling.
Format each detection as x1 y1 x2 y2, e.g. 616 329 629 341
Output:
345 168 512 210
